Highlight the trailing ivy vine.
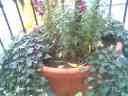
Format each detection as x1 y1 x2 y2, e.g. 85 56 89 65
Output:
0 29 52 96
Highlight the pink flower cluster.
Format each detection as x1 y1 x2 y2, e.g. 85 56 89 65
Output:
32 0 45 16
116 41 124 55
79 0 87 13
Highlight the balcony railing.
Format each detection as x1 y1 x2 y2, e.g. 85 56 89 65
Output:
0 0 128 54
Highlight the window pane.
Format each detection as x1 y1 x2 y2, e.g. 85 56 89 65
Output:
111 5 125 22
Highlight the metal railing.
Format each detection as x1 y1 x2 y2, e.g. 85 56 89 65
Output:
0 0 128 53
0 0 40 53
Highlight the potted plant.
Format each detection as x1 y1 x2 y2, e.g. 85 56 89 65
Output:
0 0 117 96
31 0 110 95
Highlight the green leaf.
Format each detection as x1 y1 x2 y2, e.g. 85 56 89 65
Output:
87 77 96 82
75 91 82 96
85 91 96 96
98 83 111 96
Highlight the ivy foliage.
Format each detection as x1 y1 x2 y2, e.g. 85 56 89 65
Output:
86 20 128 96
0 30 52 96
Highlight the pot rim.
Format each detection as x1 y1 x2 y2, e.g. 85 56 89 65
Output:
41 64 93 78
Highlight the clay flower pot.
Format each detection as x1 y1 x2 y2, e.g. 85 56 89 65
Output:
41 64 93 96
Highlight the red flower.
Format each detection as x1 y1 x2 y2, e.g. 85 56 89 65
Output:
32 0 45 16
79 0 87 13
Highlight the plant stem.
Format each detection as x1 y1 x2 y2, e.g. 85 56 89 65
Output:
61 0 64 11
74 0 81 23
46 0 55 34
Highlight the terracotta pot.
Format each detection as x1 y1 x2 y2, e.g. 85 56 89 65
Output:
41 64 93 96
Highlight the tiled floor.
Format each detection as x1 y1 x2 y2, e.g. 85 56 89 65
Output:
0 0 128 53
